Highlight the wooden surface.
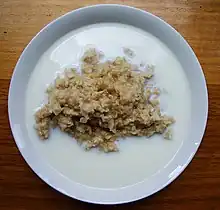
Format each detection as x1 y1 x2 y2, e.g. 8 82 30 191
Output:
0 0 220 209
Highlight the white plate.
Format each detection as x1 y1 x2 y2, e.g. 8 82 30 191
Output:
8 4 208 204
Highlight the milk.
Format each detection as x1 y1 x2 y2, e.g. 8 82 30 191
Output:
25 23 191 188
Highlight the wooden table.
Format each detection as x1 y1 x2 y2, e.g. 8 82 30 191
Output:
0 0 220 209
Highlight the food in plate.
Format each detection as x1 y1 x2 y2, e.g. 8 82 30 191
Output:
34 48 174 152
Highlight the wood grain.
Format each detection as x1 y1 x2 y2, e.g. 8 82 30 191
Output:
0 0 220 209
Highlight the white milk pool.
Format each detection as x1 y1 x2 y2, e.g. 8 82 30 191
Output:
25 23 191 189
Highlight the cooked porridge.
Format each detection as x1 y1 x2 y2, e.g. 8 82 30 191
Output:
35 48 174 152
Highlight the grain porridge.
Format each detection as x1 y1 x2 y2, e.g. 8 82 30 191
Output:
35 48 174 152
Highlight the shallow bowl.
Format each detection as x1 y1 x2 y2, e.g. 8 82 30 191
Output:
8 4 208 204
